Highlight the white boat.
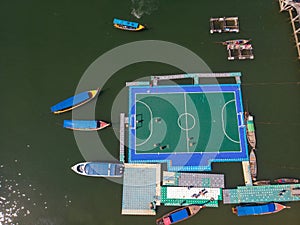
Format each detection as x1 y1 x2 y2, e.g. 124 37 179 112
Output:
71 162 124 177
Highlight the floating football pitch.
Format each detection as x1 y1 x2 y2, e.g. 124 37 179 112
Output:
128 85 248 171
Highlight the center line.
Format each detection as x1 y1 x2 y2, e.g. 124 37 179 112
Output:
184 93 189 152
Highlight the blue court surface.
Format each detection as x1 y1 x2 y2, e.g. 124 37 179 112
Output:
128 84 248 171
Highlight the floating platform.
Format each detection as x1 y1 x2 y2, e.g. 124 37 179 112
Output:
162 171 225 188
223 184 300 204
210 17 239 34
121 163 161 215
161 186 221 207
241 161 253 186
227 44 254 60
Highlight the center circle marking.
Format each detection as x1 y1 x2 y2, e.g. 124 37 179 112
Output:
177 113 196 131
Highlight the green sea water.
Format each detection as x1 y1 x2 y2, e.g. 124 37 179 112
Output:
0 0 299 224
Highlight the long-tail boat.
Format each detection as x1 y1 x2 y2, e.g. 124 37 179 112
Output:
63 120 110 131
156 205 204 225
245 112 256 149
249 149 257 181
232 203 290 216
253 180 271 186
274 178 299 184
113 18 145 31
50 89 99 114
71 162 124 177
221 39 250 45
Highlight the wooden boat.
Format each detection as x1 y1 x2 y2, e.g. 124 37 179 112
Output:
222 39 250 46
245 112 256 149
253 180 270 186
113 18 145 31
274 178 299 184
249 149 257 181
63 120 110 131
71 162 124 177
156 205 204 225
232 203 290 216
50 89 99 114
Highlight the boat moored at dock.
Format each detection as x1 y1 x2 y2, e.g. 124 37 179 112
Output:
221 39 250 45
63 120 110 131
71 162 124 177
253 180 271 186
50 89 100 114
249 149 257 181
156 205 204 225
232 203 290 216
274 178 299 184
113 18 145 31
245 112 256 149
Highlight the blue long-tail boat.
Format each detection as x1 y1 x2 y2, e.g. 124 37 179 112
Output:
232 203 290 216
113 18 145 31
63 120 110 131
50 89 99 114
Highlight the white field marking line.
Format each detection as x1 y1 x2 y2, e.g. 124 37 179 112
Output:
135 100 153 147
221 99 240 144
177 113 196 131
184 93 190 152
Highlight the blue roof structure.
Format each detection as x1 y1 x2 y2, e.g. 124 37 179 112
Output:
51 91 90 112
113 18 138 28
235 203 275 216
170 208 189 222
63 120 98 129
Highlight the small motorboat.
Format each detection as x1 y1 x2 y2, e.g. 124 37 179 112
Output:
50 89 99 114
245 112 256 149
253 180 271 186
274 178 299 184
232 203 290 216
249 149 257 181
63 120 110 131
156 205 204 225
113 18 145 31
71 162 124 177
222 39 250 46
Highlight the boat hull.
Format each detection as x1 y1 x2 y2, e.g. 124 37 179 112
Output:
245 112 256 149
156 205 204 225
71 162 124 177
253 180 270 186
63 120 110 131
233 203 289 216
274 178 299 184
51 89 99 114
249 149 257 181
113 18 145 31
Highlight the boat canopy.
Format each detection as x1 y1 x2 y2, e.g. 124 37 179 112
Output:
84 162 114 176
113 18 138 28
63 120 98 129
51 91 90 112
170 208 189 223
236 203 275 216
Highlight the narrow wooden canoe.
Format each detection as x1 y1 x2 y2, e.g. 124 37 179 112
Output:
113 18 145 31
249 149 257 181
63 120 110 131
253 180 271 186
51 89 99 114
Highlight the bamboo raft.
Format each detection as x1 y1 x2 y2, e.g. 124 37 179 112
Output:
210 17 239 33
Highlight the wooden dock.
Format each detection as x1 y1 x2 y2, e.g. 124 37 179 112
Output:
119 113 126 163
151 72 242 85
279 0 300 59
227 44 254 60
210 17 239 34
